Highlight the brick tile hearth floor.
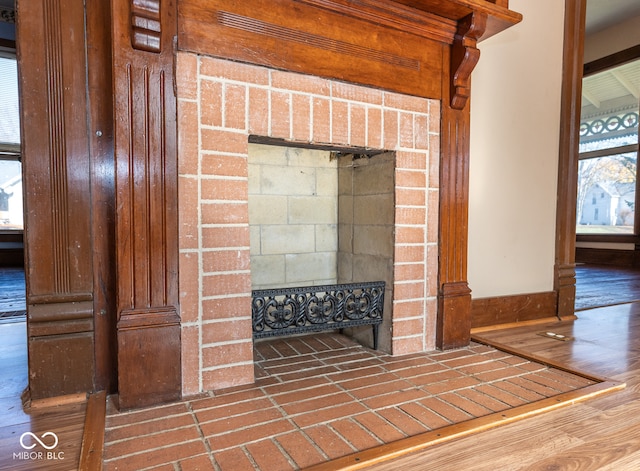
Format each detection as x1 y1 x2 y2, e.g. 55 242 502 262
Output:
103 333 595 471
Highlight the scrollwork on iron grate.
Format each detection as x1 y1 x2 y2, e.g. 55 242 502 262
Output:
252 281 385 349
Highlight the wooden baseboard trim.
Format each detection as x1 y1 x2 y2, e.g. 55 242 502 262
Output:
79 390 107 471
25 391 88 410
471 291 558 329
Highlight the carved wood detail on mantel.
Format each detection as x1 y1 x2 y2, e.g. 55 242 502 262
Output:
450 12 487 110
131 0 162 52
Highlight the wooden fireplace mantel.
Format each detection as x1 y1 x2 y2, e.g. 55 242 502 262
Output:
178 0 522 108
110 0 520 407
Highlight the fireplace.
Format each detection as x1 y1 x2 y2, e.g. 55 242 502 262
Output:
177 55 440 395
97 0 521 407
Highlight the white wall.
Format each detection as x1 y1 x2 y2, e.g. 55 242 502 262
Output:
468 0 565 298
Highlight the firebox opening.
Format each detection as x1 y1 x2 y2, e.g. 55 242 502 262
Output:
248 143 395 351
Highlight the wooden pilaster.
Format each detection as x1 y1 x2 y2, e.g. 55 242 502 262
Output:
112 0 181 408
555 0 586 320
437 13 486 350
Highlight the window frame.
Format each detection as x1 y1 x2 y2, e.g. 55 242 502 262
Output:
0 43 23 234
576 47 640 244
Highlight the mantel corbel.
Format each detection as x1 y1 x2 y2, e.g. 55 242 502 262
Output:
450 12 487 110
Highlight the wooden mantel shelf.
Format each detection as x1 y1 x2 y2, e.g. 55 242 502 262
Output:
392 0 522 41
296 0 522 43
178 0 521 103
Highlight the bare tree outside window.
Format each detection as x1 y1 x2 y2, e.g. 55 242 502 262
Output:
577 58 639 235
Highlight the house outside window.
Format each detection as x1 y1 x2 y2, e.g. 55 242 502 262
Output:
577 56 639 236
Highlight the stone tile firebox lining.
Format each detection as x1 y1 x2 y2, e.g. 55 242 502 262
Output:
177 52 440 395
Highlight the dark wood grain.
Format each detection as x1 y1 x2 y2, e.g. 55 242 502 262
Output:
0 322 86 471
86 0 117 395
78 391 107 471
179 0 445 100
554 0 586 319
112 0 181 408
471 291 558 328
17 0 96 400
437 47 472 348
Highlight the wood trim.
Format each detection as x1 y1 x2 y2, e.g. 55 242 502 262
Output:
25 392 88 410
295 0 458 43
583 44 640 76
18 0 98 400
471 316 566 334
178 0 520 101
178 0 445 100
112 0 181 408
579 46 640 244
554 0 586 319
117 307 180 330
117 323 182 409
471 292 559 329
0 38 16 50
131 0 161 52
437 43 472 349
450 12 487 110
86 0 117 394
79 391 107 471
576 247 639 267
577 233 640 244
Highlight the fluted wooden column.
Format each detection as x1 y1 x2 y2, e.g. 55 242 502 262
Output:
437 13 486 350
19 0 101 400
112 0 181 408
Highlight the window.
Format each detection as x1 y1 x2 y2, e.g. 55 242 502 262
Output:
577 56 639 236
0 54 22 231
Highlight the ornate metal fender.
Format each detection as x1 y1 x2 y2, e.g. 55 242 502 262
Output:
252 281 386 350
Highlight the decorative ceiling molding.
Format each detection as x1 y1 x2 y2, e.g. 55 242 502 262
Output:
0 6 15 24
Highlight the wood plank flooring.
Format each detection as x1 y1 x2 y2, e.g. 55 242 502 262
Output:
575 264 640 310
364 303 640 471
0 267 26 318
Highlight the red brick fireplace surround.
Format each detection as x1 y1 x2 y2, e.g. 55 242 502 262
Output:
106 0 521 407
177 54 441 395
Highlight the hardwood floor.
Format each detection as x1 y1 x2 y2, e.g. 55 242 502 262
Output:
0 267 26 319
575 264 640 310
363 303 640 470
